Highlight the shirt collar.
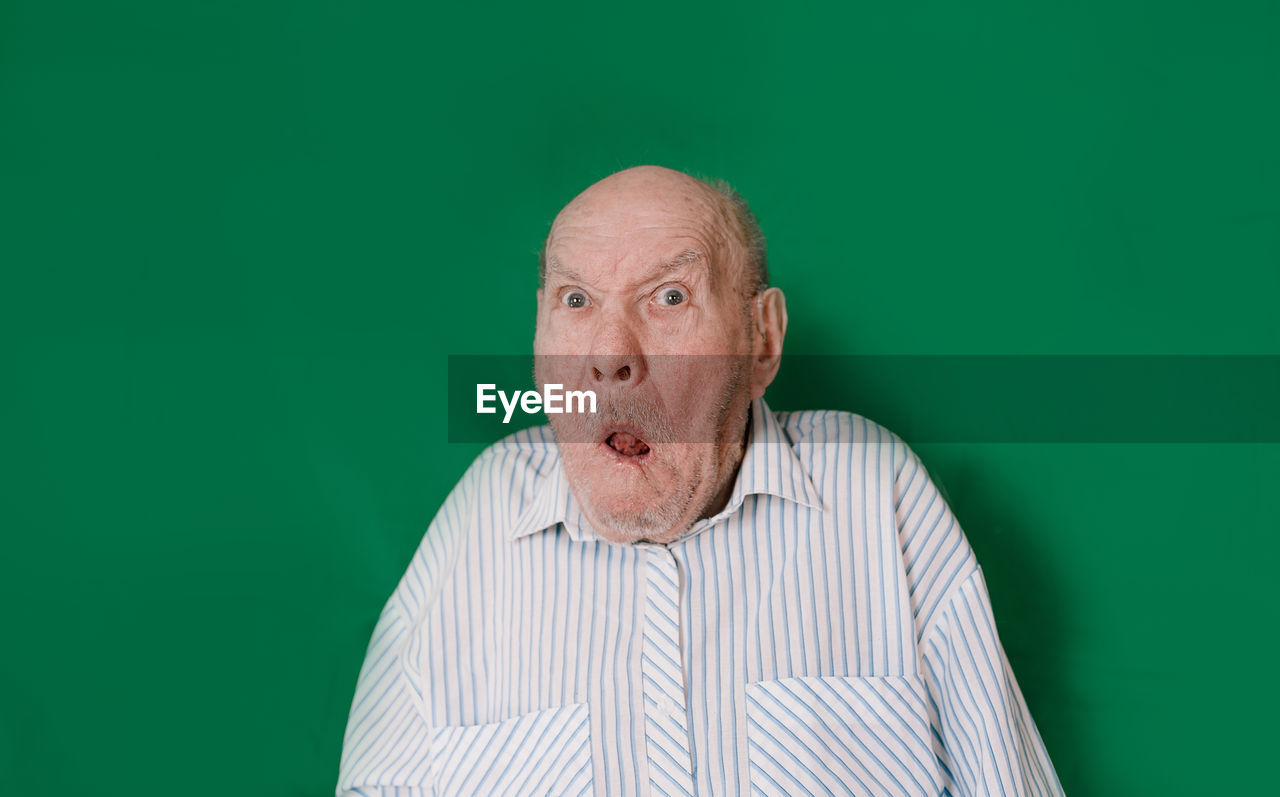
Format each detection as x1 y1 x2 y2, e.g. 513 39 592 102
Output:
506 444 579 541
508 397 824 543
721 397 826 517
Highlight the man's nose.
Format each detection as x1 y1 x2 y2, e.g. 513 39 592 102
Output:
588 317 647 387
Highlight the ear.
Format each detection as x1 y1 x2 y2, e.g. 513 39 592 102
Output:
749 286 787 400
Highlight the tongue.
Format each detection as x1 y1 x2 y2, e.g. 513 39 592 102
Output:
607 432 651 457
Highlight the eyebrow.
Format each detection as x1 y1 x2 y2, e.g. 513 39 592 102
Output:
546 248 707 287
660 248 707 275
545 257 584 284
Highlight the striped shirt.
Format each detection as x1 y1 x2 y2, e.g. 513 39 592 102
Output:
337 399 1063 796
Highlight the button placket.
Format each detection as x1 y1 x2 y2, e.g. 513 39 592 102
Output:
639 545 696 795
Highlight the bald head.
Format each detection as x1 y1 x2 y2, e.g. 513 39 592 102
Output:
539 166 768 298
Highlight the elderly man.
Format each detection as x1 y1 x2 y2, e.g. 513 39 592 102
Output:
337 166 1063 796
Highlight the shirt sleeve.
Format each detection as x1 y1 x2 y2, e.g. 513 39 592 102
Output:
336 455 483 796
335 596 433 796
892 440 1063 796
919 565 1064 796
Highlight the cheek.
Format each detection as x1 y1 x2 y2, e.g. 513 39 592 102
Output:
651 359 746 423
653 444 714 485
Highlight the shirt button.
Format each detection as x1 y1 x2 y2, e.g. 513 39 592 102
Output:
657 696 676 717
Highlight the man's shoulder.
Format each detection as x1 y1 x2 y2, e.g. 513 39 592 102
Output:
390 425 561 615
469 422 560 464
768 406 921 487
772 407 908 449
443 423 561 523
464 423 561 483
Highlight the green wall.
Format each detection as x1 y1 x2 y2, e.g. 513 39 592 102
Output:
3 2 1276 794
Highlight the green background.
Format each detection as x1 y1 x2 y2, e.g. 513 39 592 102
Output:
3 1 1277 794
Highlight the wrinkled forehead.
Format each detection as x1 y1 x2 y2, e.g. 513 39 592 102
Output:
546 171 744 287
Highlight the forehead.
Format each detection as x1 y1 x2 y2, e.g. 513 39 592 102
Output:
545 172 741 286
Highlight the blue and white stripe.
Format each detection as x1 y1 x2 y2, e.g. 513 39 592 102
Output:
338 398 1063 796
640 545 697 795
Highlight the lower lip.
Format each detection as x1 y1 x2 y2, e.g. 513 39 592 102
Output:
598 441 652 465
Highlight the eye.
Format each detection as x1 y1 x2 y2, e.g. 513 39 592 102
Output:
656 287 687 306
561 290 589 309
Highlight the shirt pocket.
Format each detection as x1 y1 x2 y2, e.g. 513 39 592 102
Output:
743 675 941 797
428 702 593 797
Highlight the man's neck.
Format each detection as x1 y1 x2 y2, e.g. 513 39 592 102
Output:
641 402 754 545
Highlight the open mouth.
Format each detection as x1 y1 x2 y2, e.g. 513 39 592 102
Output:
605 431 651 458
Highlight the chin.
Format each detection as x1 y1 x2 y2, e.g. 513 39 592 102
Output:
589 508 687 545
560 435 710 543
572 474 696 544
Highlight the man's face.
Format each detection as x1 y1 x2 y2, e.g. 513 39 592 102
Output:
533 167 759 544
